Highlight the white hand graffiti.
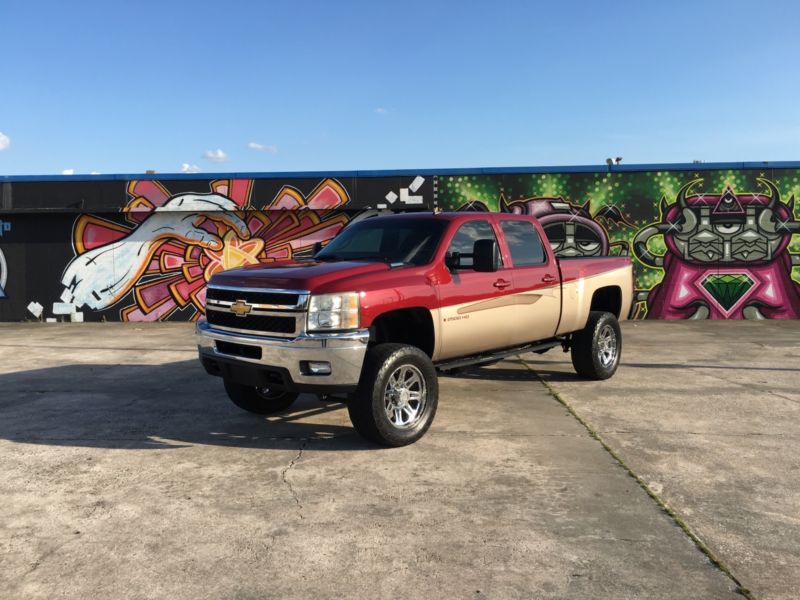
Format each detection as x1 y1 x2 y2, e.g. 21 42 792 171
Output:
61 193 250 310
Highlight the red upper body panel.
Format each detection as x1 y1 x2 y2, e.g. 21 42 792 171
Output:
557 256 631 283
208 212 631 327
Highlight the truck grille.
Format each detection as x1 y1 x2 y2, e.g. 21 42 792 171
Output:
204 285 308 336
206 287 301 307
206 310 297 335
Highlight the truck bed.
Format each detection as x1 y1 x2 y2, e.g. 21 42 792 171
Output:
556 256 634 335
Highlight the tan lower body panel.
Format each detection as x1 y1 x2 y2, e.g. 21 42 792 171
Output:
556 265 633 335
507 285 562 346
434 266 633 360
436 286 560 362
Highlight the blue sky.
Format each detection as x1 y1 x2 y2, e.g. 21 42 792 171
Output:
1 0 799 175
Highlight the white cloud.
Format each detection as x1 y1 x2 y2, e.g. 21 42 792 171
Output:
0 132 9 151
374 107 388 115
202 148 229 163
247 142 278 154
90 171 101 175
181 163 202 173
62 169 74 175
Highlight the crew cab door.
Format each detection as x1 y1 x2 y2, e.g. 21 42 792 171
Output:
437 219 515 360
499 219 562 345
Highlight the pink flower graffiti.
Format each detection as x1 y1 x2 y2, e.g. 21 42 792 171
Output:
65 178 351 321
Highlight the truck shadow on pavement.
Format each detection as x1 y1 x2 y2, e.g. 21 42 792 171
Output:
0 355 592 452
0 360 372 451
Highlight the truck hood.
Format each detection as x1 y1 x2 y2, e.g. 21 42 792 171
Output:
208 260 390 291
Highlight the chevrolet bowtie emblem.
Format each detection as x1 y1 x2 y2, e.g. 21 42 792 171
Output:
229 300 253 317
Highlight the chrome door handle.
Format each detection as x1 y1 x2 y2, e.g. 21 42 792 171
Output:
493 279 511 289
541 274 556 283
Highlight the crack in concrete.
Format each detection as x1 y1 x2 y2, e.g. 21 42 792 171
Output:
429 431 586 437
599 429 796 438
516 358 758 600
21 537 78 580
685 366 800 407
767 390 800 407
281 439 308 519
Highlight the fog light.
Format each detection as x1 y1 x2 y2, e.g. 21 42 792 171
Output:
302 361 332 375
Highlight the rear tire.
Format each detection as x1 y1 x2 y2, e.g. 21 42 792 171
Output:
223 380 299 414
347 343 438 447
570 311 622 380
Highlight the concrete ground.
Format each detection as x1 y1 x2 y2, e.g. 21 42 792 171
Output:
0 322 795 599
526 321 800 600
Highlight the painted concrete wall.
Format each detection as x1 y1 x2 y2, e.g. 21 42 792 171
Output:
1 164 798 321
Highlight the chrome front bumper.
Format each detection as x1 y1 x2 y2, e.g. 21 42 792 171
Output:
196 320 369 392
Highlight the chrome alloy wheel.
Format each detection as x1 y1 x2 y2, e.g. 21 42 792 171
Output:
597 323 618 367
383 364 427 429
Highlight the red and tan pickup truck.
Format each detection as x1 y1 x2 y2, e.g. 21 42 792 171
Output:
197 212 633 446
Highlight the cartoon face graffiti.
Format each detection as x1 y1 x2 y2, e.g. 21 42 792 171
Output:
501 196 631 257
634 178 800 319
665 180 789 263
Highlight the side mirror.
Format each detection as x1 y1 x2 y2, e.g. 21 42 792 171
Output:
312 241 324 257
445 252 461 271
473 239 499 272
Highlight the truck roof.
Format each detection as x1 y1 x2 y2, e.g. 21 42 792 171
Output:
364 211 530 223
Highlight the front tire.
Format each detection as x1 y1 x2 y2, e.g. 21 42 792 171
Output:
347 343 438 447
570 311 622 380
223 380 299 414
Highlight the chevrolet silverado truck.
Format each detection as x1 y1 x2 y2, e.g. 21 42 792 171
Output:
197 212 633 446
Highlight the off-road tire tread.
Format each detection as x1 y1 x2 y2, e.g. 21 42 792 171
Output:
570 311 622 380
348 343 438 447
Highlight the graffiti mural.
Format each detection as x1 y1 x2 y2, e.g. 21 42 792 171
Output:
634 178 800 319
504 196 633 257
61 178 351 321
458 194 632 257
0 218 10 299
0 166 798 321
437 169 800 319
0 249 7 299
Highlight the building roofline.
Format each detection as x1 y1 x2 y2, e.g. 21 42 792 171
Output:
1 160 799 182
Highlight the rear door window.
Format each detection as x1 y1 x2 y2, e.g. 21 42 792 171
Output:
500 220 546 266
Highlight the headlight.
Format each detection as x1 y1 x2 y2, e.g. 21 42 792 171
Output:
307 292 360 331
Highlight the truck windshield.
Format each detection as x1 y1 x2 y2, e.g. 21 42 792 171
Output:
315 217 446 265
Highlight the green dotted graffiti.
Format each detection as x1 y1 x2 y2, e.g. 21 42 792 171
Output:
437 169 800 319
